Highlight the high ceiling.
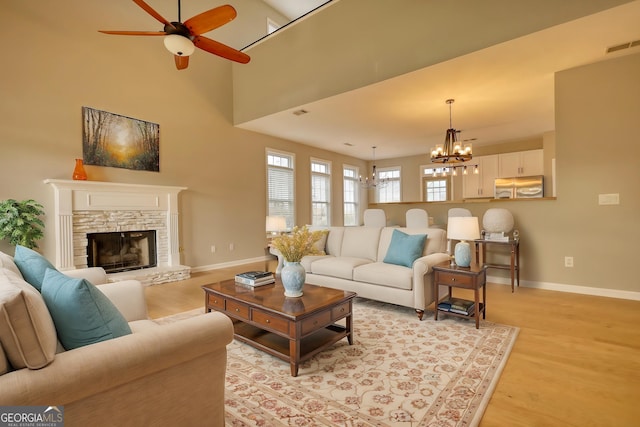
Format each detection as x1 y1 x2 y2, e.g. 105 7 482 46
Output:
261 0 329 21
236 1 640 160
35 0 640 161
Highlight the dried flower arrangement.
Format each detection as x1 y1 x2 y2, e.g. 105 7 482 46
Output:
270 225 326 262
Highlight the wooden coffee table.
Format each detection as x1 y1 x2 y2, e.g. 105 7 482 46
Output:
202 278 356 376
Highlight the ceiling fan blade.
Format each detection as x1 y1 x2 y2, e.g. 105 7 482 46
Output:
193 36 250 64
184 5 237 36
99 30 166 36
132 0 175 29
174 55 189 70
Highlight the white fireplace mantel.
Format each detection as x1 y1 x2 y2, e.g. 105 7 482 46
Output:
44 179 187 271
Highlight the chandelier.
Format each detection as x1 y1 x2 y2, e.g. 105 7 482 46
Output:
359 146 389 188
430 99 472 164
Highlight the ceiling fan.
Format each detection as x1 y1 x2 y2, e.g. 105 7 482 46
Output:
99 0 250 70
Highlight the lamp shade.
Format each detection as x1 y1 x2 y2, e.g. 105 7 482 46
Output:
266 216 287 233
447 216 479 267
447 216 480 241
163 34 195 56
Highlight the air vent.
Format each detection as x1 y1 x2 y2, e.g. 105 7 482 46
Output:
606 40 640 54
292 109 308 116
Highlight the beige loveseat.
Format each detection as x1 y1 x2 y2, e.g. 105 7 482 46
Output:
301 226 450 319
0 250 233 426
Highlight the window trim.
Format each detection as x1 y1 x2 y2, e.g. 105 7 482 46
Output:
376 165 401 203
342 164 360 226
310 157 331 227
421 164 453 201
266 148 296 229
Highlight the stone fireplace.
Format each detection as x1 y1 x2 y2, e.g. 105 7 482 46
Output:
44 179 190 285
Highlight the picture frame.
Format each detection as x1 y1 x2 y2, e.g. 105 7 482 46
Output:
82 106 160 172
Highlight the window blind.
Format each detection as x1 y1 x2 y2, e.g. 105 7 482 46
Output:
267 151 295 229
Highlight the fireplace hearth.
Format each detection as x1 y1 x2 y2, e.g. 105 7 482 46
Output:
45 179 191 285
88 230 157 274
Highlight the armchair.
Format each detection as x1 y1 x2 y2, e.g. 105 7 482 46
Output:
0 259 234 426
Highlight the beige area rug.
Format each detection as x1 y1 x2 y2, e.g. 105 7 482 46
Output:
157 299 518 427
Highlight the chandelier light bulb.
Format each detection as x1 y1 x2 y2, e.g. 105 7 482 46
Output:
429 99 473 165
359 146 389 189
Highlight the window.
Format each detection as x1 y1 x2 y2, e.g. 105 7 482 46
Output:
422 166 452 201
311 159 331 226
267 150 295 229
376 167 401 203
424 177 448 201
267 18 280 34
343 165 359 226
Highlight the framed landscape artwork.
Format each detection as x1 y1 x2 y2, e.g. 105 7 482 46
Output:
82 106 160 172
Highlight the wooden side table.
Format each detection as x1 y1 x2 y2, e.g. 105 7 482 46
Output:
432 261 487 329
474 238 520 292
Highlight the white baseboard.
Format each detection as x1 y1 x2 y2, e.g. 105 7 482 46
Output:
190 256 272 273
190 259 640 302
487 275 640 301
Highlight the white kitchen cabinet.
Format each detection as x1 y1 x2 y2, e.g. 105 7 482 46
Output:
498 149 543 177
462 155 499 198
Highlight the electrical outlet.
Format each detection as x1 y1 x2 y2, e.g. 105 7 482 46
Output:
565 256 574 267
229 243 234 251
210 245 216 253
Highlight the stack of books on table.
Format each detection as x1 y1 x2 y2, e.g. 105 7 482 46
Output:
437 297 475 315
234 271 275 287
485 232 509 242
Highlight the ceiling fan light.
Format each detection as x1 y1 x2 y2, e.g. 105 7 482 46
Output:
163 34 195 56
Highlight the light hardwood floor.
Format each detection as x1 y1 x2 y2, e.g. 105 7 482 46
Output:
144 261 640 427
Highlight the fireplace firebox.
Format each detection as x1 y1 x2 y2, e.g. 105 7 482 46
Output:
87 230 157 274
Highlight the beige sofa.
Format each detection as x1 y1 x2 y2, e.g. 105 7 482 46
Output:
301 226 450 319
0 250 233 426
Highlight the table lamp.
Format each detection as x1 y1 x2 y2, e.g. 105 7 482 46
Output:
266 216 287 237
447 216 480 267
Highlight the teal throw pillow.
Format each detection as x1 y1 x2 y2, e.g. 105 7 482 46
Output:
41 268 132 350
13 245 57 292
383 229 427 268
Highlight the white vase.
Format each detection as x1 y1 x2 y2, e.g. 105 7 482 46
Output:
281 261 305 297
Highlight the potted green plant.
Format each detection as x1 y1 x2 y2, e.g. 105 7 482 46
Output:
0 199 45 249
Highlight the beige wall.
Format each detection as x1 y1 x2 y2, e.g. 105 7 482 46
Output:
0 1 366 269
234 0 633 124
1 2 638 297
373 53 640 294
